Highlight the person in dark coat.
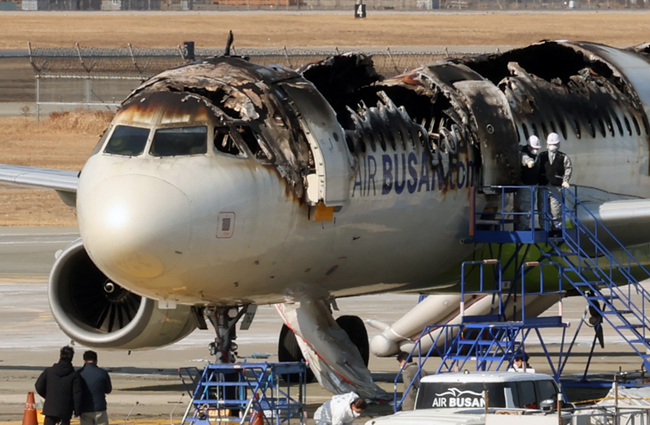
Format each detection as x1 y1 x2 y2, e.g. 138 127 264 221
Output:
79 350 112 425
35 346 83 425
515 135 543 230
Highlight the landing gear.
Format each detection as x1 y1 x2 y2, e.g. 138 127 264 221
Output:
278 324 316 383
277 301 386 399
206 305 250 363
277 314 369 383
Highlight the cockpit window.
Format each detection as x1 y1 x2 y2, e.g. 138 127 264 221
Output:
214 128 244 157
150 126 207 157
104 125 150 156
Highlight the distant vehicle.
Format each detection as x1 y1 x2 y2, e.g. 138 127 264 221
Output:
366 371 571 425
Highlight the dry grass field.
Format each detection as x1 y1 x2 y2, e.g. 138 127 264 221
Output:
1 11 650 49
1 11 650 225
0 111 111 226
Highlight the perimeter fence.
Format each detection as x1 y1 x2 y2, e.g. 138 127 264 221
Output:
28 43 489 119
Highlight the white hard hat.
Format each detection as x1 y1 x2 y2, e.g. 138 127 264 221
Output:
547 132 561 145
528 135 541 149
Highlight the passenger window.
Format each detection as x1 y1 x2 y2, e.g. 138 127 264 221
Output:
597 118 606 137
536 380 558 404
150 126 207 157
632 116 641 135
587 120 596 138
541 122 549 139
517 381 537 409
624 116 632 135
214 128 243 157
573 119 581 139
558 120 567 140
104 125 150 156
521 124 530 142
605 117 615 137
236 126 272 161
613 116 624 136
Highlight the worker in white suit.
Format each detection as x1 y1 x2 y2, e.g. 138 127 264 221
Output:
313 392 367 425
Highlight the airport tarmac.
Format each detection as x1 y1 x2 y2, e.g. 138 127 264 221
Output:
0 227 647 423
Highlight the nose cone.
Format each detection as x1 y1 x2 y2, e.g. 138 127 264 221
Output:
78 175 191 282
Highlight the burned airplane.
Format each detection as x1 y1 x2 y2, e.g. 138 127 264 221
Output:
3 40 650 398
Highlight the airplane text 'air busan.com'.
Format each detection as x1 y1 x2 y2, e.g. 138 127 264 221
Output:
3 39 650 399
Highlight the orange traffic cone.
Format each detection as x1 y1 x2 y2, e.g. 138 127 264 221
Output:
249 394 264 425
250 409 264 425
22 392 38 425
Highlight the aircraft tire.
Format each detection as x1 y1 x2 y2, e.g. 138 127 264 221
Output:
277 324 316 383
336 315 370 366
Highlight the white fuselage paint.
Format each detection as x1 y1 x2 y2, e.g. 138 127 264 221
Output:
78 125 477 305
76 44 650 308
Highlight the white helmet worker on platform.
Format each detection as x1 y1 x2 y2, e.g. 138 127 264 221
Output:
524 135 541 168
546 132 560 147
539 132 573 233
543 132 570 189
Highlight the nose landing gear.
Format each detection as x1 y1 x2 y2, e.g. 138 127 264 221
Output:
205 305 253 363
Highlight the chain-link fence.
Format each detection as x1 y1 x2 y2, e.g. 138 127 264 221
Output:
16 0 650 11
28 44 487 119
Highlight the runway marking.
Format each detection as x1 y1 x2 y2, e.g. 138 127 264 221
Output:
0 306 52 324
0 239 77 245
0 276 47 283
0 232 79 237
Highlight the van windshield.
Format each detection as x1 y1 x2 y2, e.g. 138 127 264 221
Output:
416 382 511 409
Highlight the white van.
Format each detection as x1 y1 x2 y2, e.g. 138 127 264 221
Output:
415 371 561 410
366 371 571 425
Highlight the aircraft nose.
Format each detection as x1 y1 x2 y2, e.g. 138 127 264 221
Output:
78 175 192 281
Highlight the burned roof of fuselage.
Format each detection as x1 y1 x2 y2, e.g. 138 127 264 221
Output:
123 56 301 122
119 56 314 199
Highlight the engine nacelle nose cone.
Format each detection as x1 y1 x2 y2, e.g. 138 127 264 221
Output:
78 175 191 282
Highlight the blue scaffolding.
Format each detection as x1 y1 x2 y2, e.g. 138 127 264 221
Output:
179 362 307 425
394 185 650 411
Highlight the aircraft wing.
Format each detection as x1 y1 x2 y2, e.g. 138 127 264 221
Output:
0 164 79 207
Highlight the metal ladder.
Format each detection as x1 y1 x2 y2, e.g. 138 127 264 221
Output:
180 362 307 425
542 188 650 371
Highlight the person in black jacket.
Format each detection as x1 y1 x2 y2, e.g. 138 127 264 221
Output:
35 346 83 425
538 132 572 235
515 135 542 230
79 350 112 425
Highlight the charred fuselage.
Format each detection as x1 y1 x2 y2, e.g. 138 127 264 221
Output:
47 41 650 349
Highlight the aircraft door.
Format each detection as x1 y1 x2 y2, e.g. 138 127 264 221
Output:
280 82 353 207
453 80 520 187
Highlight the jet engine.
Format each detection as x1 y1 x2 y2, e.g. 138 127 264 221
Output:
49 239 198 349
